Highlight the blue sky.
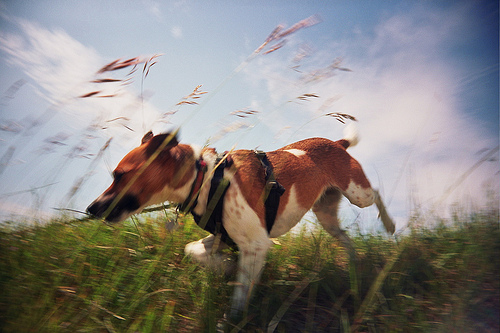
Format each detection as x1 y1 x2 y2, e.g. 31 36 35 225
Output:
0 0 498 232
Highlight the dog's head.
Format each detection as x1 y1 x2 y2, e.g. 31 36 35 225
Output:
87 131 195 222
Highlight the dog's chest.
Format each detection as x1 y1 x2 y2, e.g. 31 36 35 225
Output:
222 178 269 245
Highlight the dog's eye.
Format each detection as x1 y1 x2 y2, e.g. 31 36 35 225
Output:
113 171 124 183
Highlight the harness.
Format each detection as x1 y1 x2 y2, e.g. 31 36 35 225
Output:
255 151 286 232
178 151 285 245
177 159 207 213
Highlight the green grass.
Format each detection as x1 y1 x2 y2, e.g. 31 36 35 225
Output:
0 211 498 332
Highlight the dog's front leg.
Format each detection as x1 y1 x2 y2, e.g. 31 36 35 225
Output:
184 234 236 275
229 240 270 319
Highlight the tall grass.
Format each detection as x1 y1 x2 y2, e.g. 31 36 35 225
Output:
1 209 498 332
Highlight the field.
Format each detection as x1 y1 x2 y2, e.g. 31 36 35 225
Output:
0 209 498 332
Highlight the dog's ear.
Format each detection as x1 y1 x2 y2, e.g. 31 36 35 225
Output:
141 131 154 145
145 132 179 156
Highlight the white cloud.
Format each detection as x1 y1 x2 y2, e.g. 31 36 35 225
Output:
0 19 101 102
171 26 183 39
143 0 162 20
242 7 498 229
0 18 163 145
0 17 169 220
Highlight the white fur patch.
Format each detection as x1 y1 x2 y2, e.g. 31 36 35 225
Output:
184 234 235 274
222 170 269 246
191 150 217 217
189 144 202 158
283 149 306 157
269 185 310 237
343 181 374 208
343 123 359 147
146 172 195 207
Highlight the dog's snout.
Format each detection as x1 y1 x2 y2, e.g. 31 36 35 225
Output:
86 200 104 218
87 194 141 222
118 194 141 212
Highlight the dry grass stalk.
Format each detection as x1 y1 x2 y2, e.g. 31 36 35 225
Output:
44 132 70 146
163 16 321 128
97 57 142 74
317 96 341 114
211 121 249 142
176 85 208 106
276 15 322 40
157 111 178 125
0 120 23 133
296 93 319 101
291 44 313 70
303 57 352 83
104 117 134 131
142 54 162 79
91 78 122 83
156 84 207 125
79 91 101 98
323 112 357 124
76 54 163 136
255 25 284 54
255 15 321 56
263 40 287 55
230 109 260 118
1 79 26 107
79 54 162 99
106 117 130 123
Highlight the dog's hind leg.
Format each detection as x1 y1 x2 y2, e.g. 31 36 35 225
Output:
341 179 396 235
313 188 357 259
373 190 395 234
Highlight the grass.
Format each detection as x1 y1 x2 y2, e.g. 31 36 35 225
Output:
0 210 498 332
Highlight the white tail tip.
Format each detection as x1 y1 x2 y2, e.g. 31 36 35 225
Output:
343 123 359 147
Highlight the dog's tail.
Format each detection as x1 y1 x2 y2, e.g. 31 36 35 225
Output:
339 123 359 149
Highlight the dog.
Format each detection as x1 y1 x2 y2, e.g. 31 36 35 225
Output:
87 128 395 318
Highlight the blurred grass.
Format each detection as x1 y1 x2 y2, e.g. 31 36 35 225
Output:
0 210 498 332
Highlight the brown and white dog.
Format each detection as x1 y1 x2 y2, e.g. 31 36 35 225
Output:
87 128 395 317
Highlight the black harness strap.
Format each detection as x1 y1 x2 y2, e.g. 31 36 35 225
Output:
191 155 234 246
178 159 207 213
255 151 285 233
191 151 284 246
